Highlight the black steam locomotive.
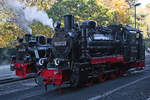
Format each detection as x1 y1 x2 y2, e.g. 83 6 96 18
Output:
11 15 145 88
10 34 52 77
37 15 145 87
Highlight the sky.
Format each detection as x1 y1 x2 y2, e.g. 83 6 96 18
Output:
138 0 150 7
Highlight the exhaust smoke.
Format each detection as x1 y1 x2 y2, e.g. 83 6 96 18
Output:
5 0 54 34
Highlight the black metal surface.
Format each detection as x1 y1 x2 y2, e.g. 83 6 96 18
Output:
64 15 74 32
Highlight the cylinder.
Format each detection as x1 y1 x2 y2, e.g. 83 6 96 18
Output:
64 15 74 32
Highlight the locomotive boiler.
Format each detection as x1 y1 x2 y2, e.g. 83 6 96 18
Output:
37 15 145 88
10 34 52 77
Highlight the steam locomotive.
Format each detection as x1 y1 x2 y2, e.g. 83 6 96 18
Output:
10 34 52 77
11 15 145 88
36 15 145 87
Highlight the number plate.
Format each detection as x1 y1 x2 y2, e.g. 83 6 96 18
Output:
54 41 66 46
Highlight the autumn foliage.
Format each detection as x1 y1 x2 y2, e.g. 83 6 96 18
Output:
0 0 149 48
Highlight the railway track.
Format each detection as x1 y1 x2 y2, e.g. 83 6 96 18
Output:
0 65 150 100
0 65 149 85
0 74 35 84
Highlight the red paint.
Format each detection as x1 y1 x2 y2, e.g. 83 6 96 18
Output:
139 61 145 68
40 69 63 85
14 63 32 77
91 56 124 64
98 68 106 82
62 72 68 82
98 75 106 82
110 73 116 79
128 61 145 69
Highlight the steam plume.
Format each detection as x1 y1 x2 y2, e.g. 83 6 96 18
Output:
5 0 54 34
24 6 54 29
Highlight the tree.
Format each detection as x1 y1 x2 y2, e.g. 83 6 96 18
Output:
24 0 56 10
96 0 130 24
48 0 130 25
30 22 54 37
0 0 55 48
0 1 24 48
0 0 141 47
0 22 25 48
125 0 135 8
146 3 150 8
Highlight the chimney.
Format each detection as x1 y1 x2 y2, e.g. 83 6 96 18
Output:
64 15 74 32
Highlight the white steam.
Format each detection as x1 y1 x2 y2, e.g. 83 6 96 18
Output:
24 6 54 29
5 0 54 34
